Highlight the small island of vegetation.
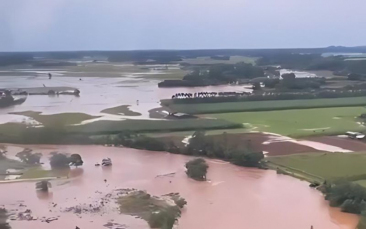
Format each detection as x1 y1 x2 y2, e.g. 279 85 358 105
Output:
117 190 187 229
185 158 208 181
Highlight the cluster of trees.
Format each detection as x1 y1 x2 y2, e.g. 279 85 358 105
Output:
263 77 326 90
185 158 208 181
159 62 264 87
314 181 366 229
183 131 264 167
49 152 83 169
102 131 166 151
16 149 42 165
256 53 321 69
100 130 264 169
322 182 366 214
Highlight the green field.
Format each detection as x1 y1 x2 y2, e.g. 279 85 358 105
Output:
267 153 366 184
165 97 366 114
211 106 366 137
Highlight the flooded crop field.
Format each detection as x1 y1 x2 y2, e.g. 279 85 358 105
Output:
0 144 359 229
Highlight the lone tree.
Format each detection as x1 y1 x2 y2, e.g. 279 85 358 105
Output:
185 158 208 181
16 149 42 165
230 149 264 167
69 154 83 167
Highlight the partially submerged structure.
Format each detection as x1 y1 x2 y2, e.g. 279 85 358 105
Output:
346 131 365 139
102 158 112 166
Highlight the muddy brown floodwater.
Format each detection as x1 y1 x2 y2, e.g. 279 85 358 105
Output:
0 145 359 229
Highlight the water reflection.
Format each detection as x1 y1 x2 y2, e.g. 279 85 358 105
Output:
36 190 53 200
69 168 84 178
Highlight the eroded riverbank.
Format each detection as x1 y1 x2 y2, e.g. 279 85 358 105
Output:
0 144 359 229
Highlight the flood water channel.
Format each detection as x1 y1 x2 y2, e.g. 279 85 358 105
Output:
0 145 359 229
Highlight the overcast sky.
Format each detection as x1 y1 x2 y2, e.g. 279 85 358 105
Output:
0 0 365 51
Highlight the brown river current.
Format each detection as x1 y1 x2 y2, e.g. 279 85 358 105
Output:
0 145 359 229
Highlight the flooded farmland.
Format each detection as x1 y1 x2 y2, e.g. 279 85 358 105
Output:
0 64 364 229
0 68 251 123
0 145 359 229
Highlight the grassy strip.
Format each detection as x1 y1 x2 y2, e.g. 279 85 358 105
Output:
265 161 324 183
164 97 366 114
21 168 53 179
10 111 99 126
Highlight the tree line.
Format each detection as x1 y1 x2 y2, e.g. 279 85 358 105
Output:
14 148 83 169
167 88 366 105
256 53 366 75
159 62 265 87
102 131 264 170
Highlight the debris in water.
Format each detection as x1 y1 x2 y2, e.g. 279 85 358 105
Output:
156 172 175 178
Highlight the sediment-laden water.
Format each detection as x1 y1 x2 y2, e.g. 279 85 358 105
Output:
0 145 359 229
